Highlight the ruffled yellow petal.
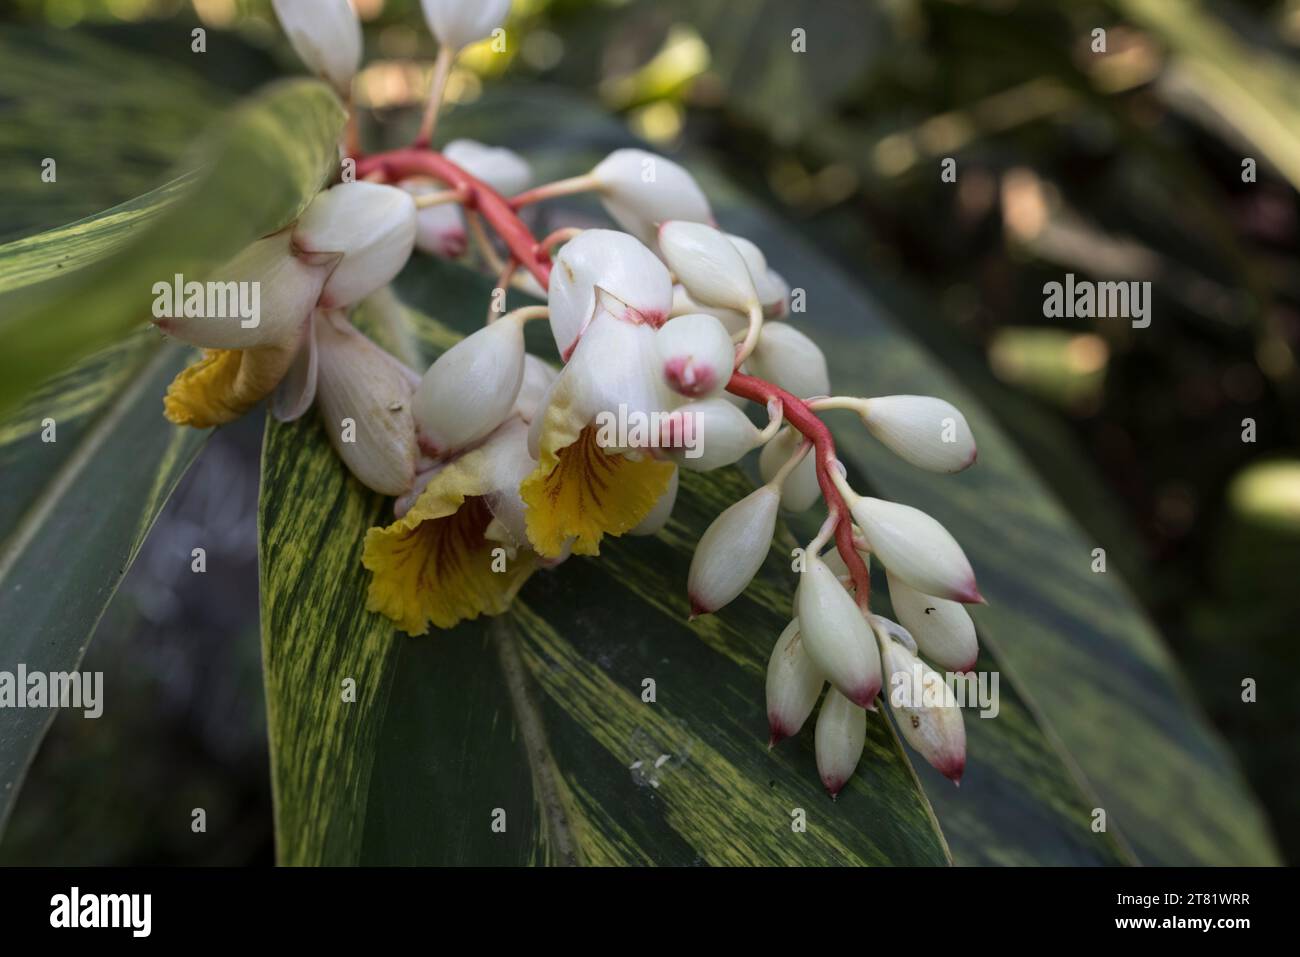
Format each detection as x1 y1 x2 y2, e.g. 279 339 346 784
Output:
521 386 675 558
163 343 296 428
362 447 536 636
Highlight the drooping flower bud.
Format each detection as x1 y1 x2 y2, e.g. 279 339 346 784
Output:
758 426 819 512
887 571 979 673
795 553 881 708
815 688 867 797
403 179 468 258
154 229 332 350
658 221 759 315
313 311 419 497
746 323 830 400
727 234 787 315
271 0 362 96
420 0 511 51
445 139 532 196
661 398 760 471
766 619 825 746
413 313 527 457
293 183 418 309
630 467 678 536
547 229 672 358
880 635 967 783
655 313 735 399
857 395 976 473
687 484 779 616
591 149 712 248
669 284 748 336
842 489 981 604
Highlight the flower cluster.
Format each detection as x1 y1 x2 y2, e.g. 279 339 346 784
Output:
157 0 986 795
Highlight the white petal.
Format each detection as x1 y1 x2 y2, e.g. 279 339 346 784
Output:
726 234 786 312
294 183 417 310
511 354 558 423
766 619 825 745
547 229 672 358
658 221 758 314
860 395 977 473
313 311 419 497
564 307 672 447
271 317 318 422
746 323 829 400
402 178 468 258
881 638 966 783
272 0 361 95
153 230 328 350
687 485 779 616
847 495 981 603
887 571 979 673
413 314 526 456
420 0 511 51
444 139 532 195
795 554 881 708
592 149 712 248
630 467 678 536
661 398 760 471
815 688 866 796
477 417 541 550
758 426 820 511
669 284 748 336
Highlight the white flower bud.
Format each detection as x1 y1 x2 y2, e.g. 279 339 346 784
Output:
661 398 759 472
511 354 557 423
815 688 867 797
859 395 976 473
592 149 712 248
313 311 419 497
402 178 468 258
154 229 331 350
656 313 735 399
271 0 361 96
726 234 787 314
687 484 779 616
881 637 966 783
630 467 678 536
761 269 790 319
445 139 532 196
670 284 748 335
746 323 829 400
766 619 825 745
796 553 882 708
547 229 672 358
845 492 981 604
886 571 978 673
758 426 820 511
413 313 526 456
294 183 417 309
658 221 759 314
420 0 511 51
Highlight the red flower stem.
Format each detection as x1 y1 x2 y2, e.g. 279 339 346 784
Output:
354 147 867 605
727 373 870 608
355 148 552 288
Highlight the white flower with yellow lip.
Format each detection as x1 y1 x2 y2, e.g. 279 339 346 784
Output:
362 358 557 636
520 306 677 559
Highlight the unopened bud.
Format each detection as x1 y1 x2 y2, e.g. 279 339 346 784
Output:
746 323 830 400
658 221 758 314
795 553 881 708
656 313 735 399
293 183 417 309
880 636 967 783
271 0 361 96
886 571 978 673
413 313 526 457
687 484 779 616
727 234 786 314
420 0 511 51
767 619 825 746
661 398 760 471
758 426 819 511
859 395 976 473
815 688 867 797
592 149 712 248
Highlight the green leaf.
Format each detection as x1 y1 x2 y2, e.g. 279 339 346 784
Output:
0 77 346 417
0 333 207 832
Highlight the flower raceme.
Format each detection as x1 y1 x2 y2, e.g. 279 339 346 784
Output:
156 3 996 793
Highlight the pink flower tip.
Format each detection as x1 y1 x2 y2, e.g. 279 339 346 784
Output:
687 594 712 620
847 680 881 710
822 777 846 798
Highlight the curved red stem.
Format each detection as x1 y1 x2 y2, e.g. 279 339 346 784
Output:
355 146 869 606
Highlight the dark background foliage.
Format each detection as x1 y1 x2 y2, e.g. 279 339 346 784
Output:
0 0 1296 864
